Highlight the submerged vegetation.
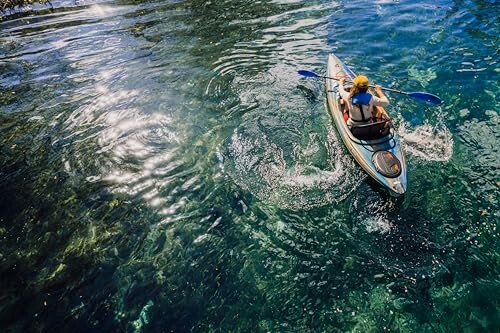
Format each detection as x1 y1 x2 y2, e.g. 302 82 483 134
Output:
1 0 498 331
1 0 50 13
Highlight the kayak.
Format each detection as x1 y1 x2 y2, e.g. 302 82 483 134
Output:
325 54 407 195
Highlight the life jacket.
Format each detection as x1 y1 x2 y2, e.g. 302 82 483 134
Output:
350 92 372 123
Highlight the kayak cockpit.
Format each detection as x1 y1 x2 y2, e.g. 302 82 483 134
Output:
350 120 392 141
338 96 392 140
338 98 395 146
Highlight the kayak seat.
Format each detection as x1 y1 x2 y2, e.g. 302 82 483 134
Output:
350 120 391 140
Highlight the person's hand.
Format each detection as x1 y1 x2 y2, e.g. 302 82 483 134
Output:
340 78 346 85
375 84 382 92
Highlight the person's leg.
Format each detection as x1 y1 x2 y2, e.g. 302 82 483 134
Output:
340 99 349 122
373 106 389 121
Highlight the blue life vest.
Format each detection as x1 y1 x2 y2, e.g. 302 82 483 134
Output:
351 92 372 122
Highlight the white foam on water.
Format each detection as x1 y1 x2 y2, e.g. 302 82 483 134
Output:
352 195 396 234
224 127 362 210
398 122 453 162
364 215 393 234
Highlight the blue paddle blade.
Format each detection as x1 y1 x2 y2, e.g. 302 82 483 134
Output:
408 92 442 105
298 70 321 78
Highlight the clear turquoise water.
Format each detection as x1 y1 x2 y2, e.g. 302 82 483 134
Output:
0 0 498 331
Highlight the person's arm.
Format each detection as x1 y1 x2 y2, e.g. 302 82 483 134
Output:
338 78 350 101
372 85 389 107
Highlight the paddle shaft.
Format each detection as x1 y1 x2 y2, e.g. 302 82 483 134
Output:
298 69 441 104
319 75 407 95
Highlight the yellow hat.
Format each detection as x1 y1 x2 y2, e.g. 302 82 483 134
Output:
353 75 369 88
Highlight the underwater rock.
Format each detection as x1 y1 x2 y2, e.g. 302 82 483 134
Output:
131 300 154 332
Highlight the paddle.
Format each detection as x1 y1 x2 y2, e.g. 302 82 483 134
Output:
297 70 442 105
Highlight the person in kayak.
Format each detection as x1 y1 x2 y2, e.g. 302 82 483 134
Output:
338 75 389 127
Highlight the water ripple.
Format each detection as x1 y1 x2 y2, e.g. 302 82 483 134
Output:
223 126 361 210
1 0 499 332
